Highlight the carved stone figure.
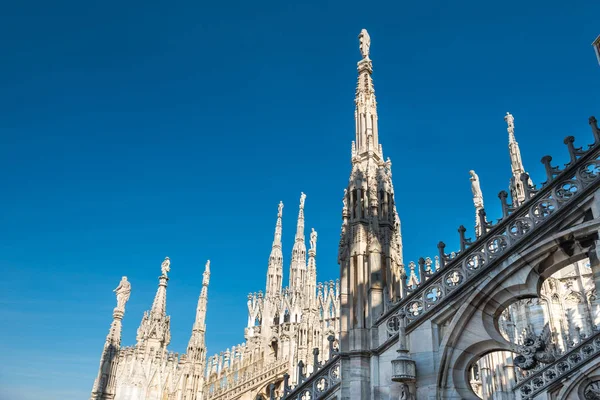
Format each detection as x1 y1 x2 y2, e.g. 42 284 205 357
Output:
469 170 482 199
310 228 317 252
343 189 348 209
300 192 306 209
359 29 371 59
161 257 171 277
504 112 515 130
400 383 411 400
114 276 131 310
278 201 283 217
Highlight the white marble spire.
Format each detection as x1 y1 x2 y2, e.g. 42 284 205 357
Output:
305 228 318 307
136 257 171 349
186 260 210 363
289 193 307 291
505 112 532 205
90 277 130 400
354 29 381 158
266 202 284 297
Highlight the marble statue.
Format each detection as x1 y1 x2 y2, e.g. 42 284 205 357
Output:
359 29 371 59
504 112 515 130
469 170 482 199
310 228 317 252
343 189 348 209
161 257 171 277
278 201 283 217
114 276 131 310
300 192 306 209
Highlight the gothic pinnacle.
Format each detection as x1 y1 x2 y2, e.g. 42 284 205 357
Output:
267 202 284 296
355 29 380 158
504 111 531 205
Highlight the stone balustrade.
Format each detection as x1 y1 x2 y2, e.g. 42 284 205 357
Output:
382 117 600 339
515 330 600 399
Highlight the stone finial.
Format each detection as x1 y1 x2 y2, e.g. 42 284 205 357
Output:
359 29 371 59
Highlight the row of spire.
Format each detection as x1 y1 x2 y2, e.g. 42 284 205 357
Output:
266 192 317 299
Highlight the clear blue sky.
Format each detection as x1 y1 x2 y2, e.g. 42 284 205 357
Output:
0 1 598 399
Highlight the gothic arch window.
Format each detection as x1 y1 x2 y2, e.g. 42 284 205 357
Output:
284 310 290 323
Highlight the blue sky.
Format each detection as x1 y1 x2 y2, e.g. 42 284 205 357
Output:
0 1 599 399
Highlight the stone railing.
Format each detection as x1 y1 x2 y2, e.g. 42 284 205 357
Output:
206 358 289 400
514 331 600 399
382 116 600 336
275 336 340 400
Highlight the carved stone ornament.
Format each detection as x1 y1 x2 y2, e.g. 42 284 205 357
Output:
585 381 600 400
513 323 556 370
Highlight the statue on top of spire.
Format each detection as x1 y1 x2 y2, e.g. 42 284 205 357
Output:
359 29 371 59
300 192 306 209
114 276 131 311
310 228 318 252
203 260 210 286
278 201 283 218
469 170 483 200
505 112 515 131
161 257 171 277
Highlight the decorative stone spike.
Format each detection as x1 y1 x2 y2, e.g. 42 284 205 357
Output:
498 190 511 218
564 136 583 164
418 258 426 283
437 242 446 269
520 173 534 201
478 209 488 235
313 347 320 370
590 116 600 144
541 155 560 184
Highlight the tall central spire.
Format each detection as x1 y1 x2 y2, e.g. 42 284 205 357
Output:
289 193 307 291
354 29 381 159
339 30 405 399
266 202 284 297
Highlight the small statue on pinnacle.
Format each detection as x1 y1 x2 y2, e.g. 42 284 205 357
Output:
114 276 131 311
359 29 371 59
310 228 318 252
161 257 171 277
278 201 283 218
469 170 483 200
504 112 515 130
300 192 306 209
